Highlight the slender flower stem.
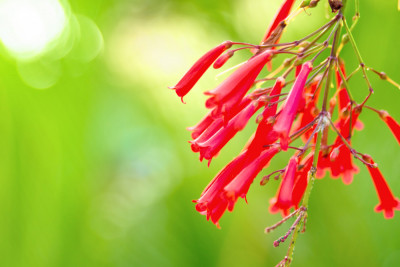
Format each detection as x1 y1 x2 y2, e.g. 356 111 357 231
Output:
302 20 336 52
322 20 342 111
363 105 382 115
346 65 361 82
335 59 354 101
327 117 376 168
354 0 360 19
305 59 329 86
260 16 339 50
284 131 322 267
367 67 400 90
299 118 324 156
342 17 373 104
289 115 320 141
265 208 302 233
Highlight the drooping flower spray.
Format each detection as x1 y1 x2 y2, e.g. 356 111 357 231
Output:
169 0 400 266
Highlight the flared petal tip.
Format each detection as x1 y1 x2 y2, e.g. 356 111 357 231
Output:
374 198 400 219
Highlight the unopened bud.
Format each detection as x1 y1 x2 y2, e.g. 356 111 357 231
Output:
256 114 264 123
222 40 233 49
267 116 276 124
283 58 293 67
341 34 349 45
213 50 234 69
309 0 320 8
300 0 311 8
299 41 310 48
379 72 388 80
260 176 269 185
294 58 303 66
378 110 389 120
329 98 337 109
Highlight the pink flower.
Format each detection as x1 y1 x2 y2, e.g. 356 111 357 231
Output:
274 61 313 150
363 155 400 219
169 41 232 102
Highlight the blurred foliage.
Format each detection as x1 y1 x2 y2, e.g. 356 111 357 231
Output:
0 0 399 266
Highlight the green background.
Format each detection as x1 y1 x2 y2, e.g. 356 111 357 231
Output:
0 0 399 266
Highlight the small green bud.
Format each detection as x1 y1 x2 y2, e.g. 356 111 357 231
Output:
341 34 349 45
299 41 310 48
300 0 311 8
283 58 293 67
294 58 303 66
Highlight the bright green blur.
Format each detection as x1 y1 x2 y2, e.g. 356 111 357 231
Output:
0 0 399 266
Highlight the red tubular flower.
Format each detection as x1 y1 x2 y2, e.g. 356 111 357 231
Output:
193 152 248 226
169 41 232 102
363 155 400 219
317 109 361 184
188 97 252 141
245 77 285 155
204 50 273 114
334 61 364 130
274 61 313 150
270 156 299 216
187 110 216 139
329 143 359 185
190 118 223 153
193 101 263 163
335 60 350 115
224 146 280 212
291 76 321 142
261 0 296 44
379 111 400 145
316 151 331 179
292 154 314 209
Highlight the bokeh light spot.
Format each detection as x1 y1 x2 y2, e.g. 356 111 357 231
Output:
17 59 62 89
68 15 104 63
0 0 67 59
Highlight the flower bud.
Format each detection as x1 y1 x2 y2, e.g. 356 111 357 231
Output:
213 50 234 69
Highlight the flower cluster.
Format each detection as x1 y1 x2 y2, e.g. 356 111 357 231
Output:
170 0 400 264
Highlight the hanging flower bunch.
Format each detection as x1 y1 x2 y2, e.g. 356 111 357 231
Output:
169 0 400 265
